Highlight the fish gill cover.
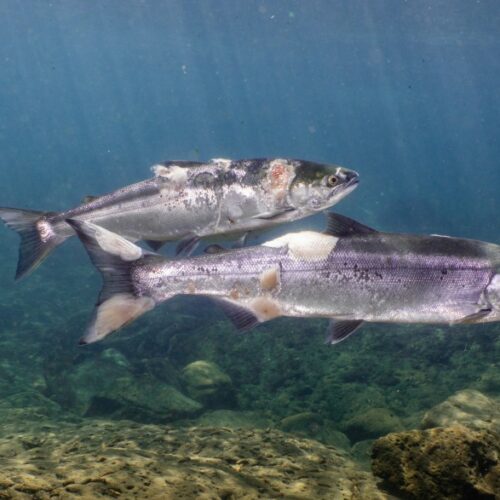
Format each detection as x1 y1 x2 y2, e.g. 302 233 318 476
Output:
0 1 499 498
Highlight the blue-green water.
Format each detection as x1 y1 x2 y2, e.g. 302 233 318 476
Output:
0 1 499 498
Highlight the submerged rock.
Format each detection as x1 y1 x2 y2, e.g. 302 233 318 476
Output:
422 389 500 433
476 366 500 393
280 411 322 433
182 360 235 408
85 376 203 421
341 407 404 442
100 348 132 368
194 409 271 429
280 412 351 450
372 425 500 499
351 439 376 470
45 351 202 422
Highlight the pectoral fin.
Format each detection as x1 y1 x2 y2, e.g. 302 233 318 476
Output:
252 206 295 220
325 319 364 345
458 308 492 324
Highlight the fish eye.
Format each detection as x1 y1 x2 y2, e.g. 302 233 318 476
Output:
326 175 339 187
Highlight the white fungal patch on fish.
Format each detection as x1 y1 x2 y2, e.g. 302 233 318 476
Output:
211 158 232 169
263 231 338 261
152 165 188 184
249 297 282 321
259 267 280 291
36 219 55 243
93 224 143 261
89 294 155 342
222 185 256 223
151 164 170 177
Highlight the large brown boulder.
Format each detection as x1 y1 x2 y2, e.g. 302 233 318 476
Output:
371 424 500 499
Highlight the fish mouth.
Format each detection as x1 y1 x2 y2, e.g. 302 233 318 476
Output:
344 170 360 187
346 176 359 188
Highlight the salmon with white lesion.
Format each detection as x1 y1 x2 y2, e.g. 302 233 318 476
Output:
0 158 358 279
68 213 500 345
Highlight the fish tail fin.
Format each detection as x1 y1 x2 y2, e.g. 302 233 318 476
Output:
0 207 66 280
67 219 156 344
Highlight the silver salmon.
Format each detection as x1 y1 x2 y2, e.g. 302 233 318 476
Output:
68 213 500 345
0 158 359 279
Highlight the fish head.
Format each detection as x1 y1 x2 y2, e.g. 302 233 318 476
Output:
485 273 500 322
288 161 359 212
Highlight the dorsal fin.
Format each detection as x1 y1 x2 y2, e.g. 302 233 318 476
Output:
157 160 205 168
325 213 377 237
82 195 99 204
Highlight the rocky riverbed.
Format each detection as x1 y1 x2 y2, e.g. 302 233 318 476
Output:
1 258 499 498
0 405 385 499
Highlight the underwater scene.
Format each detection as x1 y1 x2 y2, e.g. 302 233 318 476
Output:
0 1 499 499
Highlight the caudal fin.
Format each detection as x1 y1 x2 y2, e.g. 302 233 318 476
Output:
67 219 156 344
0 207 66 280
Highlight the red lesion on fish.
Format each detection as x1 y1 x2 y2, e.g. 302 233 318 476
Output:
270 163 287 189
268 161 292 203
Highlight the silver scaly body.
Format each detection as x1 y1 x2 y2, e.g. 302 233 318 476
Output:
69 214 500 345
0 158 358 279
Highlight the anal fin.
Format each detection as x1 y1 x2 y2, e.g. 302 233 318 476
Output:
211 298 260 332
325 319 364 345
176 235 200 256
232 232 249 249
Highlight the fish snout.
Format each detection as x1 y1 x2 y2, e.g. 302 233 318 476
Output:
337 167 360 187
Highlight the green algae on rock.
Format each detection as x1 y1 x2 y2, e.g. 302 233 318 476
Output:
181 360 235 408
341 407 404 442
